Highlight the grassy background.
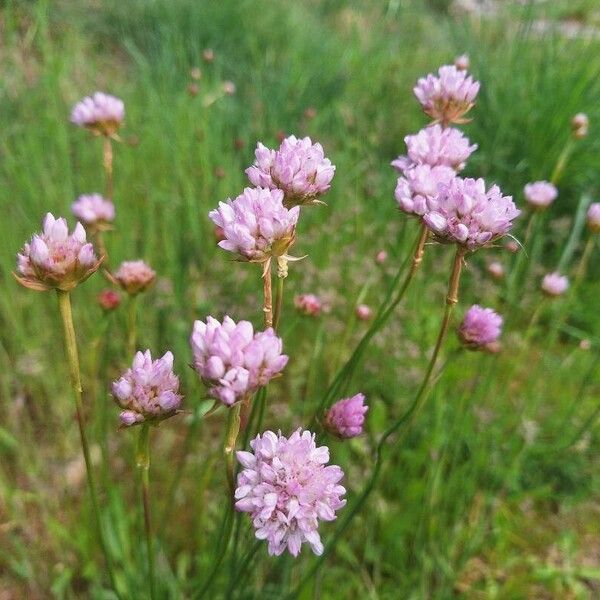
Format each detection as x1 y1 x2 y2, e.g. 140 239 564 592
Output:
1 0 599 597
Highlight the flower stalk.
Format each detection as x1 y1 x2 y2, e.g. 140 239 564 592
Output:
103 137 114 201
127 294 138 356
262 259 273 328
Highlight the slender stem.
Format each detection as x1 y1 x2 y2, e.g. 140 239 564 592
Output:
273 275 285 331
136 424 156 600
290 245 465 598
225 403 242 497
262 259 273 328
127 294 138 357
523 211 538 247
103 137 114 201
574 236 595 288
56 290 118 592
550 138 573 186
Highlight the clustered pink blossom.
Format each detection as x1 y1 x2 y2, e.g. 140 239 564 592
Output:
413 65 480 124
356 304 372 321
375 250 388 264
112 350 182 426
113 260 156 295
324 393 368 438
394 164 456 216
423 177 519 250
70 92 125 136
15 213 102 291
71 194 115 229
487 261 504 280
294 294 322 316
245 135 335 206
391 125 477 172
587 202 600 233
190 316 288 406
235 429 346 556
541 272 569 297
458 305 503 350
98 289 121 311
523 181 558 210
209 187 299 263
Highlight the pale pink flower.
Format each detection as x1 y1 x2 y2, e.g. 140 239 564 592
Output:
356 304 372 321
423 177 519 250
246 135 335 206
112 350 182 426
114 260 156 295
586 202 600 233
70 92 124 136
524 181 558 210
394 164 456 216
324 393 368 438
413 65 480 124
71 194 115 230
190 316 288 406
458 305 503 350
294 294 322 316
15 213 102 291
541 272 569 297
454 54 470 71
235 429 346 556
98 289 121 311
487 261 504 280
209 187 299 263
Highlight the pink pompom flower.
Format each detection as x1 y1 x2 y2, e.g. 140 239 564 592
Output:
112 350 182 426
458 305 503 350
71 193 115 231
356 304 372 321
209 187 299 263
98 289 121 312
395 164 456 216
235 429 346 557
190 316 288 406
541 272 569 297
113 260 156 295
294 294 322 316
413 65 480 125
15 213 102 292
523 181 558 210
586 202 600 233
423 177 520 251
246 135 335 206
487 261 505 280
70 92 124 137
324 393 368 438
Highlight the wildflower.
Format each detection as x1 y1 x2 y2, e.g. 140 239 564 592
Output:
586 202 600 233
375 250 388 264
98 289 121 312
423 177 519 250
541 272 569 297
580 339 591 351
294 294 322 316
190 316 288 406
324 393 368 438
190 67 202 80
70 92 124 137
454 54 470 71
571 113 589 139
202 48 215 63
15 213 102 292
392 125 477 172
356 304 372 321
245 135 335 206
112 350 182 426
505 240 520 253
458 305 503 350
487 261 504 280
113 260 156 295
209 187 299 263
394 164 456 216
413 65 480 125
523 181 558 210
222 81 236 95
235 429 346 556
71 194 115 231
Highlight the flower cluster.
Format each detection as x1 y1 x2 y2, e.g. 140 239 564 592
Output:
112 350 182 426
294 294 322 316
587 202 600 233
423 177 519 250
541 272 569 297
324 393 368 438
15 213 102 291
70 92 125 137
458 305 503 350
235 429 346 556
209 187 299 263
413 64 480 125
246 135 335 206
71 194 115 230
394 164 456 216
114 260 156 295
524 181 558 210
190 316 288 406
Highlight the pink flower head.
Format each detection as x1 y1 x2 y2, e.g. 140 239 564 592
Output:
487 261 504 280
98 289 121 311
114 260 156 295
235 429 346 557
112 350 182 426
245 135 335 206
15 213 102 292
70 92 124 137
392 125 477 172
541 272 569 297
458 305 503 350
71 194 115 230
190 316 288 406
394 164 456 216
586 202 600 233
209 187 299 263
356 304 372 321
523 181 558 210
423 177 519 250
294 294 322 316
324 393 368 438
413 65 480 125
375 250 388 264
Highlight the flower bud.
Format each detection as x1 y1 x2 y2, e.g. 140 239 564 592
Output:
98 289 121 312
586 202 600 234
356 304 372 321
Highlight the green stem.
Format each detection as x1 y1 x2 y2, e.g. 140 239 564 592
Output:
136 423 156 600
262 259 273 328
273 275 285 331
574 236 595 288
550 138 574 186
225 403 242 497
127 294 138 357
56 290 118 593
103 136 114 201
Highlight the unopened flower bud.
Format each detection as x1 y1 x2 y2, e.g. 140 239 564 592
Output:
571 113 588 139
98 289 121 312
586 202 600 233
294 294 322 316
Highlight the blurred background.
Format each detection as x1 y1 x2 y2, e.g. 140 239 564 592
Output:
1 0 599 598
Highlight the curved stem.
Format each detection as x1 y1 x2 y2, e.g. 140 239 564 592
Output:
262 260 273 328
103 137 114 201
127 294 138 357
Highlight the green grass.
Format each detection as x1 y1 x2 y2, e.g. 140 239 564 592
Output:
1 0 599 597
